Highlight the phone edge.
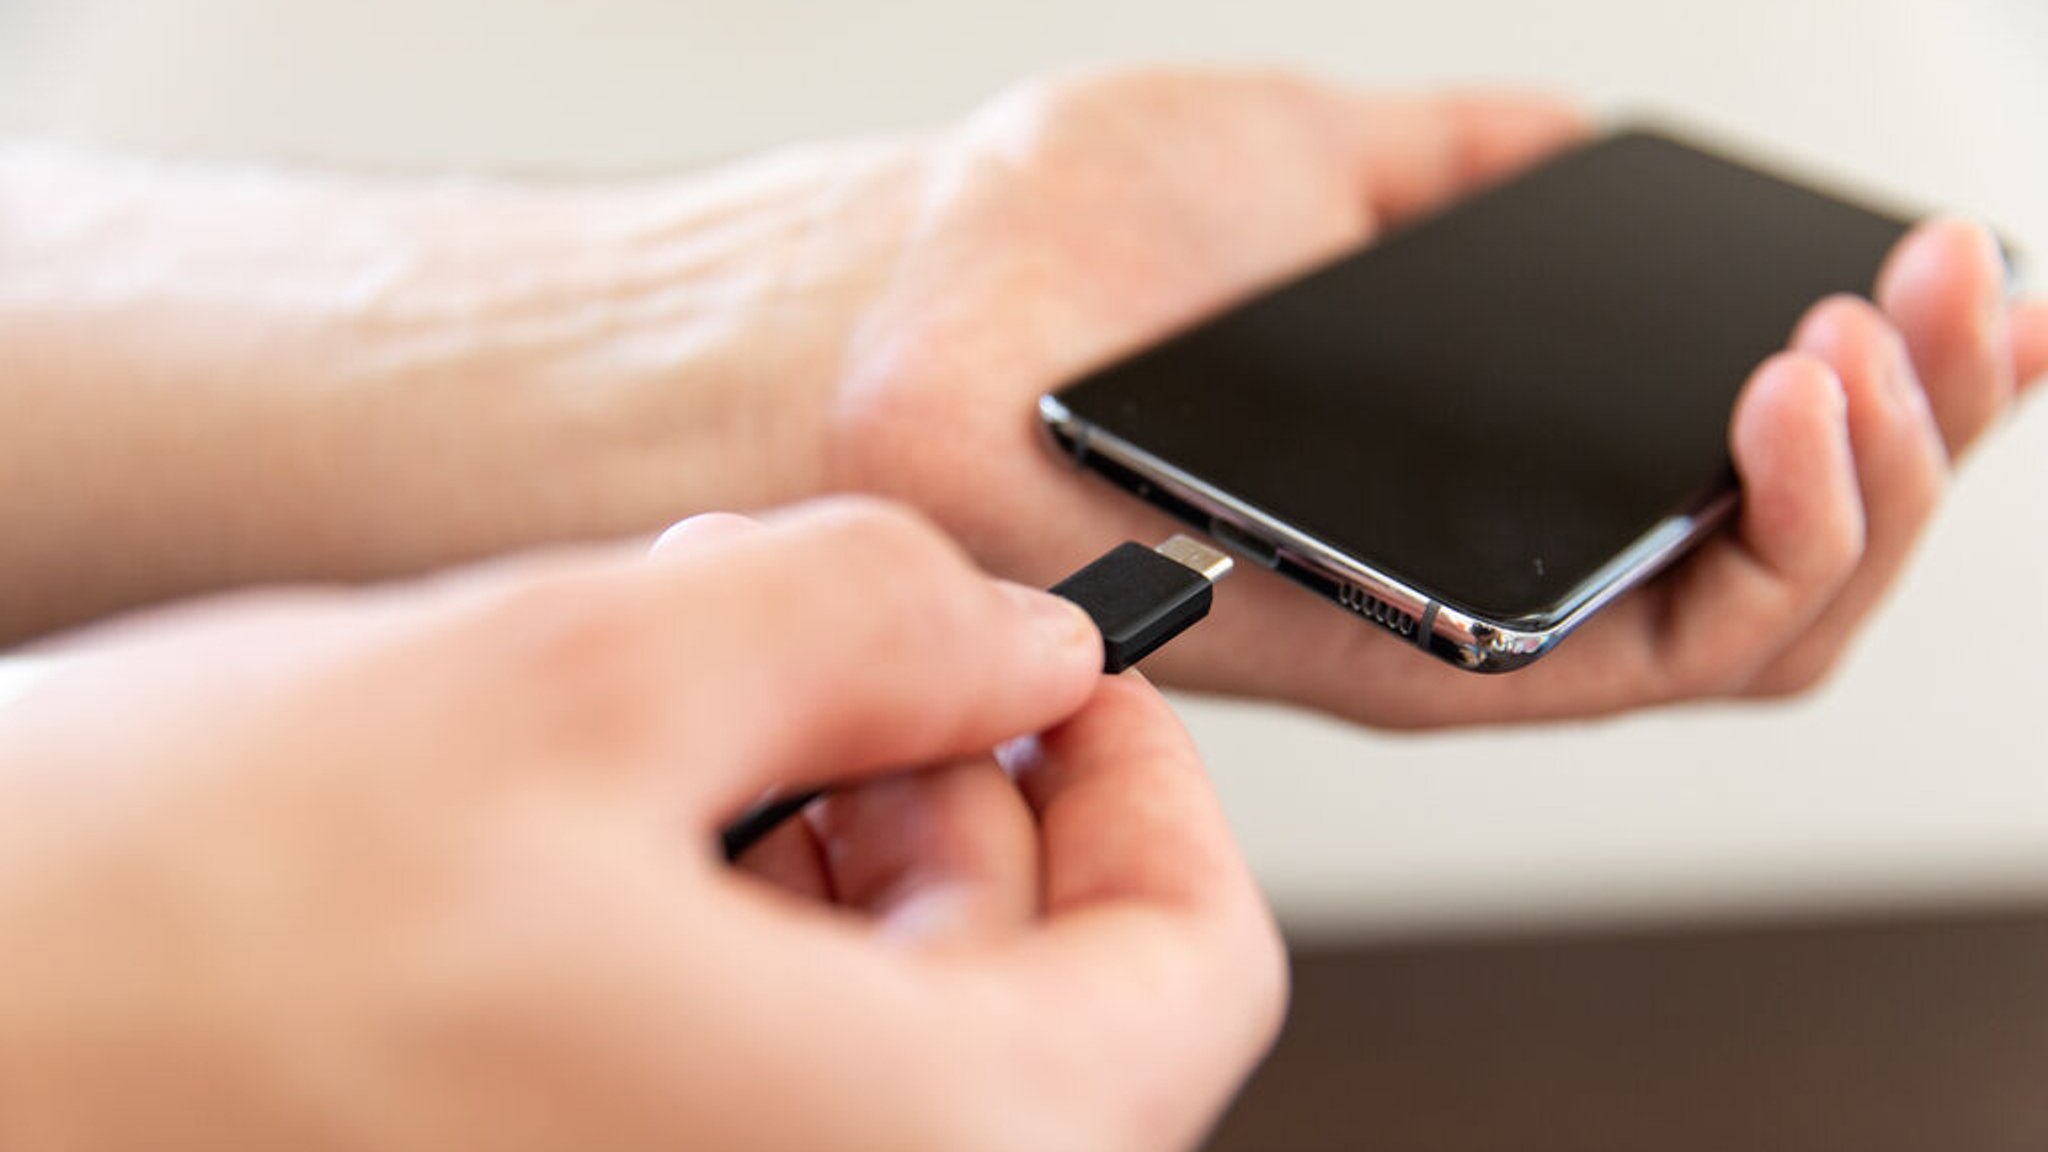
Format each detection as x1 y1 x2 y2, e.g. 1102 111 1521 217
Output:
1039 394 1737 674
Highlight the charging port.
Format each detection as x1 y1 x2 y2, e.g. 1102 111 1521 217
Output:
1207 518 1281 568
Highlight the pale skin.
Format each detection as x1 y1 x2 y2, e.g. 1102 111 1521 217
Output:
0 500 1280 1151
0 67 2043 1149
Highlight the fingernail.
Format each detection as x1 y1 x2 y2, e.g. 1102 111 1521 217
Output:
994 734 1045 779
998 581 1098 657
1948 218 2006 326
877 883 987 948
1965 218 2007 275
1880 328 1928 414
1966 226 1998 319
1795 357 1849 421
651 512 759 556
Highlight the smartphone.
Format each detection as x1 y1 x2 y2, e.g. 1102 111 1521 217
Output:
1040 127 1917 672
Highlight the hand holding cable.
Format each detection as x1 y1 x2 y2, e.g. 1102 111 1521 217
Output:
720 534 1233 861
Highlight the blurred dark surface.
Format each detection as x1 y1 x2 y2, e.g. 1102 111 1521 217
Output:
1208 907 2048 1152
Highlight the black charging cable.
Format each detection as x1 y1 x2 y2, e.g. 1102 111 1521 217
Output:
718 534 1234 862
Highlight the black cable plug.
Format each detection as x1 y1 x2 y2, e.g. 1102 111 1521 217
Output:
1049 536 1232 675
719 534 1233 862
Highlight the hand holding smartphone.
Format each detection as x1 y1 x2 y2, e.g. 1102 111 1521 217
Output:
1044 128 1946 671
823 73 2039 722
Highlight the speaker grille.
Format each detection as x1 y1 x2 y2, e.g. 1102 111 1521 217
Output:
1336 581 1418 638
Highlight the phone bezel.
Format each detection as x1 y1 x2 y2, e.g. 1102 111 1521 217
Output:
1040 394 1738 673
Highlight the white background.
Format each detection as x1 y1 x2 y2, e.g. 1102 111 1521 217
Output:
3 0 2044 940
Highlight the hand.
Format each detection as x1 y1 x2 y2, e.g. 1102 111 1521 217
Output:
0 498 1283 1152
820 68 2048 725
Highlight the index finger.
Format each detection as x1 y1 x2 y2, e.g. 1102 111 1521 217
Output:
657 499 1104 826
464 498 1103 831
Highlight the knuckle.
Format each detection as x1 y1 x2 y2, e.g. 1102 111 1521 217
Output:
967 67 1218 166
1810 514 1866 589
465 565 662 749
1811 292 1883 332
1827 514 1869 584
777 497 989 661
1748 496 1863 593
793 496 974 597
1660 642 1761 704
988 72 1079 122
799 494 946 555
959 75 1085 160
985 69 1140 127
1808 297 1892 377
1777 348 1841 393
1886 443 1949 527
1747 648 1843 700
486 570 640 666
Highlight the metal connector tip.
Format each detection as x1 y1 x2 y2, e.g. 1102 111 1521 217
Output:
1153 534 1234 583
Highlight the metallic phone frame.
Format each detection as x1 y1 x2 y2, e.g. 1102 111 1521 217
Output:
1040 394 1738 673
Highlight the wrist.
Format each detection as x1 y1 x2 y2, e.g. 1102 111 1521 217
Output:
295 136 930 560
547 137 929 522
0 139 925 637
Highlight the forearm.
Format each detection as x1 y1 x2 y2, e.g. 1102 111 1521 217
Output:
0 141 915 643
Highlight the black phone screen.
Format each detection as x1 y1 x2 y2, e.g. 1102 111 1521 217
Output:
1050 130 1911 624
